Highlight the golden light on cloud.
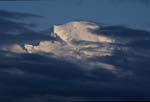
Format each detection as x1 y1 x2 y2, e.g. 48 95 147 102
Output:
53 21 113 43
21 21 116 71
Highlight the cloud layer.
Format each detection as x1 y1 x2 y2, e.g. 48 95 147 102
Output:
0 19 150 102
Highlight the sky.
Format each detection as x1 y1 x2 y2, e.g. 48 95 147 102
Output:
0 0 150 30
0 0 150 102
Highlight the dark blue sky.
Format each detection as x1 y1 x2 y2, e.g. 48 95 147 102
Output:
0 0 150 31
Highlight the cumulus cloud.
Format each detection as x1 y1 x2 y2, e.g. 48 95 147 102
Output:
24 21 115 57
53 21 113 43
23 21 150 73
23 40 115 71
24 41 62 54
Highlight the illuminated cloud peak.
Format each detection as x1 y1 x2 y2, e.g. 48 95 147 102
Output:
23 21 116 71
52 21 113 43
25 21 114 57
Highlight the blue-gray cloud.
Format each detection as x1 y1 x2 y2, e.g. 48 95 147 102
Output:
0 51 150 102
0 9 42 19
0 9 150 102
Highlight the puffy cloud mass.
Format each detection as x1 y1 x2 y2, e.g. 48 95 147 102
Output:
17 21 150 72
53 21 113 43
23 21 117 71
24 41 62 54
24 21 115 55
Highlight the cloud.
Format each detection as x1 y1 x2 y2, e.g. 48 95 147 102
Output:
23 40 117 73
24 41 62 54
23 21 150 74
0 9 42 20
0 9 53 53
88 25 150 44
0 18 33 34
53 21 113 43
0 47 150 101
1 21 150 101
0 9 43 35
22 22 116 70
1 44 26 53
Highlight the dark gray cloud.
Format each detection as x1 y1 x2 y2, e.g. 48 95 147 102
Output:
0 9 42 20
88 25 150 50
0 9 52 47
0 10 32 36
0 18 33 34
89 25 150 38
0 48 150 102
0 9 150 102
0 9 42 34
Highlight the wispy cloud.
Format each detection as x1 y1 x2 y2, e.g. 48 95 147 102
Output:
0 9 42 20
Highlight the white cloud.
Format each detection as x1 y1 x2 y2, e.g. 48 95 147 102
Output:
22 21 117 71
53 21 113 43
0 21 130 73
